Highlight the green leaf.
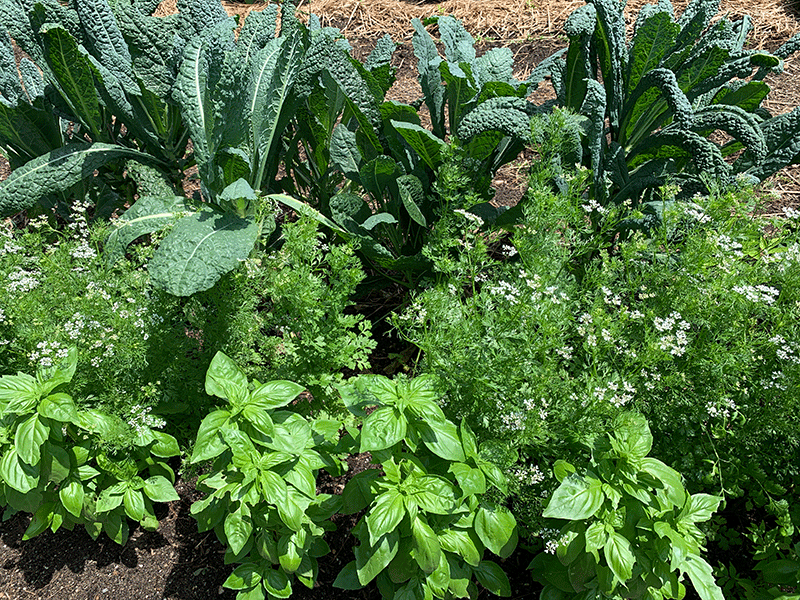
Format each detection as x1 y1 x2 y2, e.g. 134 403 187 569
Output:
417 418 466 462
0 373 40 415
0 143 151 218
190 409 231 463
97 482 127 513
355 530 399 585
681 554 724 600
205 351 249 402
438 528 481 567
609 412 653 461
640 457 686 507
604 531 635 584
584 521 608 561
59 479 85 518
359 155 403 203
360 406 406 452
475 503 517 558
143 475 180 503
249 34 305 187
124 488 145 521
544 474 604 520
367 489 406 544
264 567 292 599
37 393 79 424
679 493 722 524
391 120 447 170
37 346 78 396
39 24 103 136
149 210 260 296
0 449 39 493
105 196 191 265
553 460 576 483
249 380 305 409
150 431 180 459
626 11 680 94
474 561 511 596
225 508 253 555
449 463 486 497
411 516 441 574
333 561 363 590
224 563 263 590
15 413 50 465
278 535 302 572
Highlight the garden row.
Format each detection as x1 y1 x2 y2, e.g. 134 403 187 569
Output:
0 0 799 598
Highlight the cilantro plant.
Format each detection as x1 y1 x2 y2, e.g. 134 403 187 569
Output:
0 347 180 545
189 352 345 600
531 413 723 600
334 374 517 599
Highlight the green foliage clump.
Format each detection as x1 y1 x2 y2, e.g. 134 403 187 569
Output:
0 348 180 545
180 216 376 413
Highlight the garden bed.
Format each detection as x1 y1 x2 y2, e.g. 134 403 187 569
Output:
1 0 800 599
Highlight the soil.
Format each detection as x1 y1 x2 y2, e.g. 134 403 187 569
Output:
2 0 800 598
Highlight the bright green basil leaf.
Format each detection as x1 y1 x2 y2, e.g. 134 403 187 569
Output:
475 503 517 557
225 508 253 556
680 554 725 600
36 347 77 396
22 501 53 540
0 372 40 415
543 473 604 520
417 419 466 462
604 531 635 584
553 460 576 483
411 516 441 574
143 475 180 503
190 409 231 463
224 562 263 590
242 405 274 438
679 493 722 524
460 419 479 459
278 492 304 531
45 443 70 484
149 431 180 459
124 488 145 521
438 528 481 567
609 412 653 462
38 392 79 423
264 567 292 599
640 457 686 507
0 449 38 493
475 560 511 596
15 413 49 466
584 521 608 562
355 530 399 585
97 482 127 513
205 351 248 402
367 489 406 545
278 534 302 572
249 380 305 409
59 479 84 518
449 463 486 497
360 406 406 452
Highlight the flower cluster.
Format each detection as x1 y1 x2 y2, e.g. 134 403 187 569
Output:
28 340 70 368
127 404 167 435
705 397 737 419
593 380 636 407
510 463 545 485
732 284 780 305
654 312 690 357
7 268 41 293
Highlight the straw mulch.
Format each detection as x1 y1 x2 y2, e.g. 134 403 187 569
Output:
308 0 800 46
